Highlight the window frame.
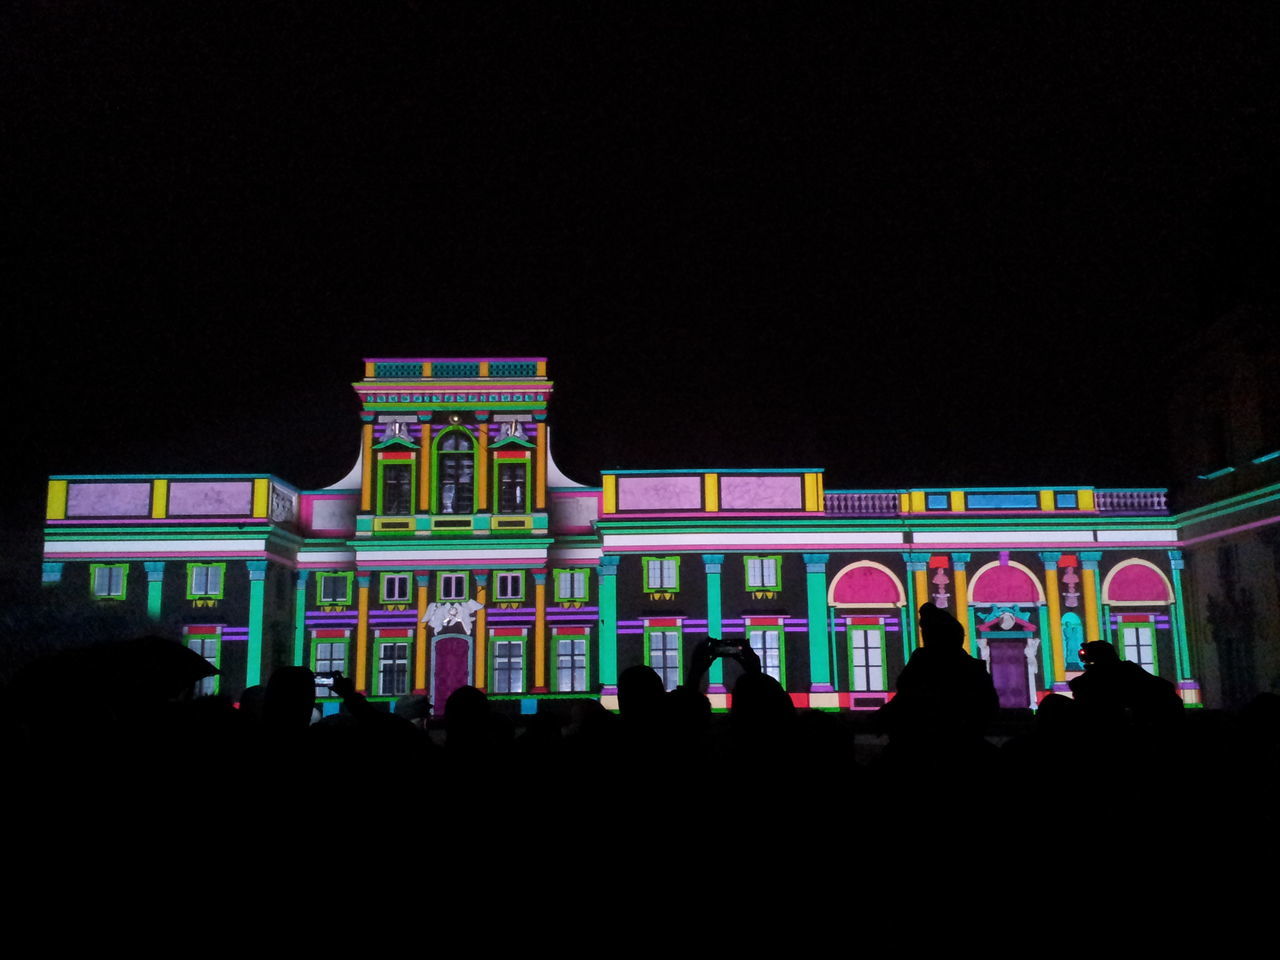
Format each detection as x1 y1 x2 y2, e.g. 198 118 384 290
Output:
644 623 683 691
185 628 221 696
746 624 786 687
311 633 349 698
642 556 681 595
186 562 227 600
375 639 411 697
379 572 412 604
847 623 887 693
317 571 354 605
489 632 527 694
553 629 591 693
1120 620 1159 675
376 459 416 517
90 563 128 600
553 568 591 604
744 555 782 592
493 459 530 515
494 570 525 602
433 427 476 516
436 572 468 602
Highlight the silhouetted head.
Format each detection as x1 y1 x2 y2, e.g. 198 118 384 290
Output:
618 665 666 722
1080 641 1120 666
918 602 965 648
264 666 316 733
730 671 796 729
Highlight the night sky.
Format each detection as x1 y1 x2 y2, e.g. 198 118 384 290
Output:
3 3 1275 591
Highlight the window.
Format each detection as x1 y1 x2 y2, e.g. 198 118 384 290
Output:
745 556 781 591
848 625 886 692
377 642 410 697
437 572 468 601
495 571 525 602
90 563 128 599
436 429 475 515
185 630 220 696
380 573 412 603
313 639 348 698
380 463 413 516
496 461 527 514
492 638 525 694
317 572 353 605
555 630 589 693
643 557 680 594
645 626 682 691
747 626 784 685
554 568 589 603
187 563 225 599
1121 623 1157 675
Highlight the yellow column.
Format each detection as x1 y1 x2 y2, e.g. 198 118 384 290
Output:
418 422 432 512
151 479 169 518
704 474 719 512
474 575 488 689
913 568 928 646
355 574 371 693
47 480 68 519
477 424 489 512
603 475 618 514
360 422 374 511
536 421 548 510
534 571 547 691
1044 566 1065 683
414 574 429 692
1082 562 1101 644
953 562 970 654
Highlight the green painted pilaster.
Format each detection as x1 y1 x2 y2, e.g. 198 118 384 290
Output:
702 554 724 687
144 561 165 621
598 555 620 690
1036 604 1051 692
1168 550 1191 681
246 560 268 687
803 553 831 690
293 570 310 667
903 553 929 663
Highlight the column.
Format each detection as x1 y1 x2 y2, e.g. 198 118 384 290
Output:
417 417 433 512
952 553 971 653
473 572 488 690
414 572 430 693
144 561 165 621
477 423 490 513
1038 552 1065 685
1168 551 1191 682
246 560 268 687
535 421 548 511
292 570 309 666
533 570 548 692
1080 552 1102 645
702 555 725 691
360 418 375 512
355 572 371 693
903 553 928 661
803 553 832 693
598 556 620 700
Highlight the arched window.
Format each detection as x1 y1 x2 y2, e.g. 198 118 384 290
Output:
435 429 475 515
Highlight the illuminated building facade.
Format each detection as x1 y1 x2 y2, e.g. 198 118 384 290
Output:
45 355 1278 714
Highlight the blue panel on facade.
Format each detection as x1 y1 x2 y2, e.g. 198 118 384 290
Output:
520 698 539 715
1056 492 1078 508
375 362 421 378
926 494 949 509
967 493 1039 509
433 362 480 378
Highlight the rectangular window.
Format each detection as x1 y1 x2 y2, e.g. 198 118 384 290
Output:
492 639 525 694
643 557 680 593
187 563 225 599
377 642 410 697
745 556 781 590
185 629 220 696
437 572 468 601
554 569 589 603
495 571 524 602
555 630 589 693
90 563 128 599
381 573 411 603
317 572 352 604
496 462 527 514
747 627 784 684
380 463 413 516
1121 624 1157 675
849 625 886 692
646 626 682 691
313 639 348 698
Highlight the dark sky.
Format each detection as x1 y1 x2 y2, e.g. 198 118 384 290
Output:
3 3 1275 584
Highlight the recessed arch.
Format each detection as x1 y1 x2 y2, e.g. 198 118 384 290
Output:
828 560 906 608
968 560 1046 605
1101 558 1174 606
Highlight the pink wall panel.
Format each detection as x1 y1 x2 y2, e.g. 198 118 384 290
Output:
720 475 803 510
617 475 702 511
